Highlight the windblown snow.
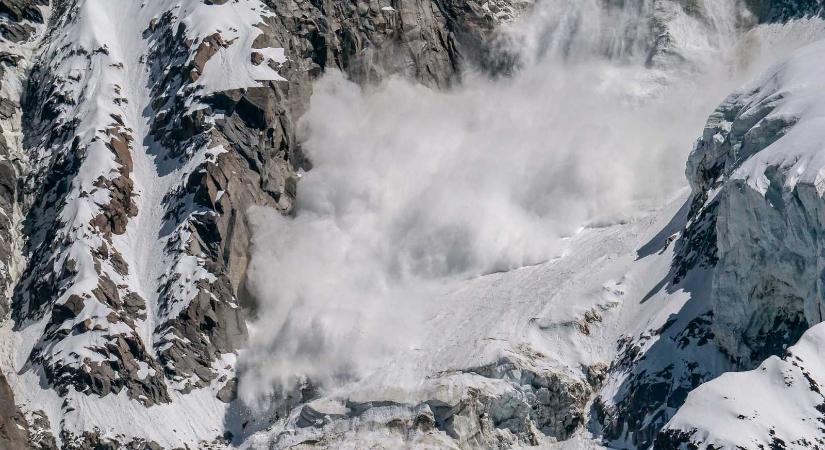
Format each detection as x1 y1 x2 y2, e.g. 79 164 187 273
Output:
241 0 825 424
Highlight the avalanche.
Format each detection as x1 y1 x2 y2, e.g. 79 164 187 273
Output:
1 0 825 448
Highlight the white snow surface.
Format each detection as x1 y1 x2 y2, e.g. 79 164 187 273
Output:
241 190 690 447
3 0 825 448
665 322 825 448
177 0 287 93
1 0 285 447
727 39 825 195
661 37 825 449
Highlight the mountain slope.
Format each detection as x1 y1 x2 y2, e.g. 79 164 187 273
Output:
1 0 825 448
658 35 825 450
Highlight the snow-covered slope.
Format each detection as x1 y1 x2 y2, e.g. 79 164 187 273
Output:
1 0 825 448
660 322 825 449
238 190 695 448
3 0 289 446
657 35 825 450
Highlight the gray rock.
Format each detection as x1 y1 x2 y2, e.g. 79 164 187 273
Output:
0 373 33 450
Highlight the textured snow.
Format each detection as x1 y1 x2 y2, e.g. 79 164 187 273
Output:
665 321 825 448
177 0 287 93
239 188 692 445
728 39 825 195
1 0 284 447
662 37 825 449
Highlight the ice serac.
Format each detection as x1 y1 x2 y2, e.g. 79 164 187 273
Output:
679 33 825 369
656 37 825 449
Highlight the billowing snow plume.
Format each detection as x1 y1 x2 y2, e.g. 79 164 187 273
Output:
239 0 825 406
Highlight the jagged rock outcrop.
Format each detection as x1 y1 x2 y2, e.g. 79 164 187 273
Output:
0 0 47 447
0 374 33 449
746 0 824 22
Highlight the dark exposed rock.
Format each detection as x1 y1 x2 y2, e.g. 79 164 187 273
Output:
217 377 238 403
189 32 227 82
91 127 138 237
746 0 824 22
155 278 246 389
0 20 36 42
0 3 49 448
653 428 698 450
0 97 15 118
60 429 168 450
27 410 57 450
0 373 33 450
0 0 46 24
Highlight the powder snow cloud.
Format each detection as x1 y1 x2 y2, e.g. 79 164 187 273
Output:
236 0 825 408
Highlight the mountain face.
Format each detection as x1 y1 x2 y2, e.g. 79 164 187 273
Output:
1 0 825 449
0 0 532 447
658 37 825 449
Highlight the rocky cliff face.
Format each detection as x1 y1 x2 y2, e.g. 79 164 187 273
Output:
746 0 823 21
0 0 47 448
